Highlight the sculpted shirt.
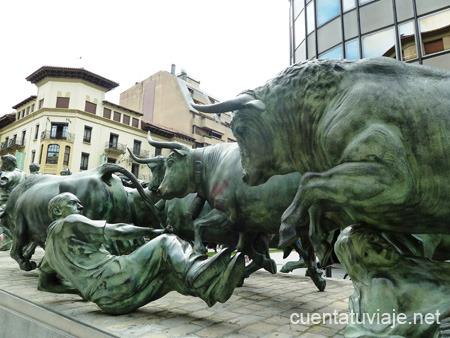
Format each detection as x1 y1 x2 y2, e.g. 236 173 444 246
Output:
42 214 116 301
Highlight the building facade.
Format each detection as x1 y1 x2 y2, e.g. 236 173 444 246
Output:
0 66 194 178
289 0 450 70
120 65 235 148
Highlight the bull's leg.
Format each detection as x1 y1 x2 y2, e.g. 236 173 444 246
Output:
294 238 326 292
10 215 37 271
193 208 233 254
279 124 413 257
238 232 276 274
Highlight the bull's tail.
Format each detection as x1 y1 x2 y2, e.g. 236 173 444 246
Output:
97 163 163 225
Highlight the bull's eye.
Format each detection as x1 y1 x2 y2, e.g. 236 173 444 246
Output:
235 126 246 138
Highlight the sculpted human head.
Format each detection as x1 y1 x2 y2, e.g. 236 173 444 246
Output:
1 155 17 171
47 192 83 221
29 162 40 173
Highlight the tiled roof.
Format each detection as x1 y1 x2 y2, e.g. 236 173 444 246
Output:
26 66 119 92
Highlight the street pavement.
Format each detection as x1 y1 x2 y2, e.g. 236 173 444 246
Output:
0 248 353 338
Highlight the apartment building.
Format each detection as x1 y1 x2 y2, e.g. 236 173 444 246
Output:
0 66 194 179
289 0 450 70
120 65 235 148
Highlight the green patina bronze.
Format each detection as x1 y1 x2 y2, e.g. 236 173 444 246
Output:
38 192 245 314
336 226 450 337
133 137 327 291
0 154 26 251
3 163 158 271
193 57 450 335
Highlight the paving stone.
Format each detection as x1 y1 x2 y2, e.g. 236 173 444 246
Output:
0 248 354 337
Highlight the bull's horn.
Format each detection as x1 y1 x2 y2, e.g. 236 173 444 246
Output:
127 148 163 164
192 94 255 114
147 131 190 151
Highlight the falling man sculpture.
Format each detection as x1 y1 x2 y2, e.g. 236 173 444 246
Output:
38 192 245 314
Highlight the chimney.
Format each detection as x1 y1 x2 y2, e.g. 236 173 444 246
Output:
181 68 187 81
171 64 176 75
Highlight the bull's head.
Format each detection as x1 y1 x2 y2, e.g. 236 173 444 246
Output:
192 93 278 186
145 132 194 199
127 148 166 192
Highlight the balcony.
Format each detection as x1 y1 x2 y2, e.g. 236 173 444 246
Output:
0 138 25 154
41 131 75 143
131 148 149 158
105 141 127 154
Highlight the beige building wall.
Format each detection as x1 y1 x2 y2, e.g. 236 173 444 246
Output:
120 68 236 148
0 67 193 180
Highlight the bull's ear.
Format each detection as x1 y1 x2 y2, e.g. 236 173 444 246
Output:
172 149 188 157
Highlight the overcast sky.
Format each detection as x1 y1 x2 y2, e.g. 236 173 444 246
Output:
0 0 290 116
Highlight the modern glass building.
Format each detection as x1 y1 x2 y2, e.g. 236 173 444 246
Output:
289 0 450 70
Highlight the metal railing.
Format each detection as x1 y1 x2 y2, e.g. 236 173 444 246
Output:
41 131 75 143
0 138 24 151
105 141 127 154
131 148 149 158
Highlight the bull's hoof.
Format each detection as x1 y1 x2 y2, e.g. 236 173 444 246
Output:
308 267 326 292
20 260 37 271
263 258 277 274
278 223 298 249
280 259 307 273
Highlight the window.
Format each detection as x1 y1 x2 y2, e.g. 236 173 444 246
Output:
85 101 97 114
345 39 360 59
343 0 356 12
17 112 20 120
362 27 395 58
294 0 304 18
26 107 30 115
113 111 121 122
31 150 36 163
132 163 139 178
319 45 343 59
107 158 117 164
123 115 130 125
39 99 44 109
35 124 40 139
103 108 111 119
80 153 89 170
83 126 92 143
63 146 71 166
31 104 35 113
155 147 162 156
39 144 44 164
21 110 25 118
399 21 417 61
133 140 141 155
50 123 68 139
12 134 17 146
132 118 139 128
46 144 60 164
56 97 70 108
109 133 119 149
294 10 306 43
419 9 450 56
316 0 339 27
21 130 26 146
306 1 315 34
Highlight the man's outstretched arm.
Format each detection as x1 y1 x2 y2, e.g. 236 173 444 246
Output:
104 224 166 241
